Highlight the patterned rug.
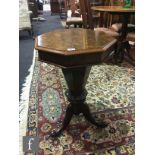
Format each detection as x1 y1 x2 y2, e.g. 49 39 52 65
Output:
26 52 135 155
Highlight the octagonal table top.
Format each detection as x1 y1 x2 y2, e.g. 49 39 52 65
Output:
35 28 117 55
35 28 117 68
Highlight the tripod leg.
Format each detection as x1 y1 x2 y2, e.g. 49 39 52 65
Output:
82 103 108 128
48 105 73 138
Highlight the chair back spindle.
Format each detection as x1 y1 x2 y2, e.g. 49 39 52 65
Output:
79 0 94 29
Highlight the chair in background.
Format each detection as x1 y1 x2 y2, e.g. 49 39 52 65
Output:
19 0 33 37
79 0 120 36
65 0 83 28
65 0 110 29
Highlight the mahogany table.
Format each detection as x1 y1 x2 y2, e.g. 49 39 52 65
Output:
91 6 135 64
35 28 117 137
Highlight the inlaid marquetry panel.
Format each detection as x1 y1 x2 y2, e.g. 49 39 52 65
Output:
35 28 116 55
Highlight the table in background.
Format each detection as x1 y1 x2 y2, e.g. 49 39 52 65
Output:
91 6 135 64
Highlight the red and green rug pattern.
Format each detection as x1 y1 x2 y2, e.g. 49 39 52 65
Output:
26 57 135 155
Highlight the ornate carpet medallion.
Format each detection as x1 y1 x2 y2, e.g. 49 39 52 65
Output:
42 88 62 123
26 55 135 155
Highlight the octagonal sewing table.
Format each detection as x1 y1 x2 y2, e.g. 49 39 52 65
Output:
35 28 117 137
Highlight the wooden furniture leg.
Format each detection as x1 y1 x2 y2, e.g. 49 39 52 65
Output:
48 66 108 138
